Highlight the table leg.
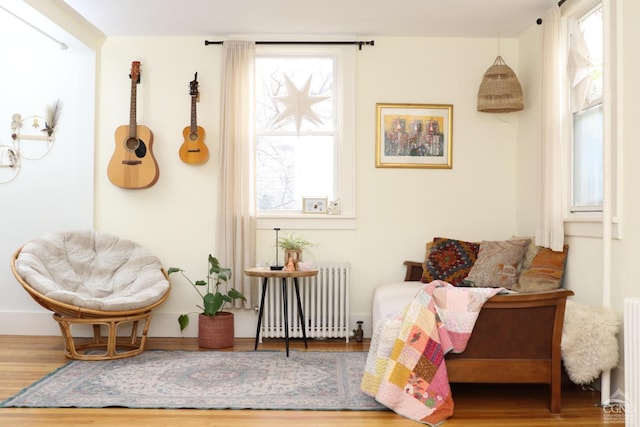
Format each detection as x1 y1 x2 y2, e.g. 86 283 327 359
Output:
293 278 308 348
281 277 290 357
254 277 269 351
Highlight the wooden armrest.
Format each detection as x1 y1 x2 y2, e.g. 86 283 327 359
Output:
403 261 423 281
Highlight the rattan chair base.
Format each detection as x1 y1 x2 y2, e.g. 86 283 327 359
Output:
53 311 153 361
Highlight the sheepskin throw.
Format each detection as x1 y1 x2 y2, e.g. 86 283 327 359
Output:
561 300 621 385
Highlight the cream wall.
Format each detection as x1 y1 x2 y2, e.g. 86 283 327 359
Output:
87 35 525 338
612 0 640 390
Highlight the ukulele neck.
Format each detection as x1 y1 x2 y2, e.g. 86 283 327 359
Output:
190 94 198 133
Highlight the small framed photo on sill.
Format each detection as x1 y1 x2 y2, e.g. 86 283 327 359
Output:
302 197 327 214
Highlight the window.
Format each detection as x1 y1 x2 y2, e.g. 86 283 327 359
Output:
254 46 355 229
562 0 620 239
569 4 604 213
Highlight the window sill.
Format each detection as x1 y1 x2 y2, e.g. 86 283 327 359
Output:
564 214 621 239
257 214 356 230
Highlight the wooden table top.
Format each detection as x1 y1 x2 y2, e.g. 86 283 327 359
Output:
244 267 319 278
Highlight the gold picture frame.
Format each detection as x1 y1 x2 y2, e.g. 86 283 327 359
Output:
375 103 453 168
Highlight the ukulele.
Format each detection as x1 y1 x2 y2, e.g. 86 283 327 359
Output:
107 61 159 189
179 72 208 165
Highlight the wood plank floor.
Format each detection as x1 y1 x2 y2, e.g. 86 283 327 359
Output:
0 336 609 426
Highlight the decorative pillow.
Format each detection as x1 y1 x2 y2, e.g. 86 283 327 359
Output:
464 239 530 288
421 237 480 286
514 245 569 292
511 235 540 270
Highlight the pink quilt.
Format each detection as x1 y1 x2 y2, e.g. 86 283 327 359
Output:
361 280 503 426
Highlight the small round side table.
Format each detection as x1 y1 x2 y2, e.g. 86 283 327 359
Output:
244 268 319 357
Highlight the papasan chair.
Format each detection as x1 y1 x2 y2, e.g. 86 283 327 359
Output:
11 229 170 360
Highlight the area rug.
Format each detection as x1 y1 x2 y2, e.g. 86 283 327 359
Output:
1 350 385 411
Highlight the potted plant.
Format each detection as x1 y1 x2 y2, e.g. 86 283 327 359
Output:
168 255 246 349
276 232 315 270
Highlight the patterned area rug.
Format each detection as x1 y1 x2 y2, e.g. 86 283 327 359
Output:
1 350 385 410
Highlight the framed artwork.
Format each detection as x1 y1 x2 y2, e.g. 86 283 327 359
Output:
302 197 327 214
375 103 453 168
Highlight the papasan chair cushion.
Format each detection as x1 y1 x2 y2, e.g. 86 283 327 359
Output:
15 229 170 312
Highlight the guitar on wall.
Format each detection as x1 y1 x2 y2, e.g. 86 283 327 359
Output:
179 72 208 165
107 61 159 189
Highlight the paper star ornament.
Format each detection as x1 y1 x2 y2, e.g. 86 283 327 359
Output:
271 74 328 133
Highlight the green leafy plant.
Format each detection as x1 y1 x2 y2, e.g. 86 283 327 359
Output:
168 254 246 331
276 232 315 253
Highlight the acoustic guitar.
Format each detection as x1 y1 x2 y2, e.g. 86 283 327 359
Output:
179 72 208 165
107 61 159 189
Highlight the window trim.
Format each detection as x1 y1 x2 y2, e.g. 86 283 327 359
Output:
254 44 356 230
561 0 621 239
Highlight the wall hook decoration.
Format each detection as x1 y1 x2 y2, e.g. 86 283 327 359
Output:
1 99 62 184
0 144 20 184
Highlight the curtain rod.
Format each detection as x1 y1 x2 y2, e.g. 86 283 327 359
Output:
0 5 68 50
204 40 375 50
537 0 566 25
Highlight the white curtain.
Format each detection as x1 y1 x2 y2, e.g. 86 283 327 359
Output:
536 5 567 252
216 40 256 308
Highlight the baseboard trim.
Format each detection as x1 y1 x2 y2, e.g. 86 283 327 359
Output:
0 312 373 339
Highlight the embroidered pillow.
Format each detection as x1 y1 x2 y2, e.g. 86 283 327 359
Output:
421 238 480 286
514 245 569 292
511 235 540 270
464 239 530 288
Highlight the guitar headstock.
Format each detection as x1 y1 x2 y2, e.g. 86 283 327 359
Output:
189 72 199 99
129 61 141 84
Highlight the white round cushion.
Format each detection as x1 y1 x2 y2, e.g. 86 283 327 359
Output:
15 230 170 311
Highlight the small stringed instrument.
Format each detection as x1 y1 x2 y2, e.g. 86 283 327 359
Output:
179 72 208 165
108 61 159 189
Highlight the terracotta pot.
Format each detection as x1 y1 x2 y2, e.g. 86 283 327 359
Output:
284 249 302 270
198 312 234 349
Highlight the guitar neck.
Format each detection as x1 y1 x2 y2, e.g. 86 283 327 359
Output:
129 77 138 138
190 94 198 132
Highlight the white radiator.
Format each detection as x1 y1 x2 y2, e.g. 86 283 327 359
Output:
257 262 350 342
626 298 640 426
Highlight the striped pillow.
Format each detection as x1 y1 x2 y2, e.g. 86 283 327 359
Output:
514 245 569 292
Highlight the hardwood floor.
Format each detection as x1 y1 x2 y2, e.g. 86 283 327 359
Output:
0 336 608 426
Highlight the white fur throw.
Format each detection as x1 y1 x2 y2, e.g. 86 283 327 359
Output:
15 230 170 312
561 300 621 385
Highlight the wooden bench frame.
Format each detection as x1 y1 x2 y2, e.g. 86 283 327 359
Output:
404 261 574 413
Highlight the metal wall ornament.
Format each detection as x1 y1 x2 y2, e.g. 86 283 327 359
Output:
1 100 62 184
0 144 20 184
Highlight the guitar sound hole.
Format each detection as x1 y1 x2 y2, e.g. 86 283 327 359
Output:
189 132 198 141
125 137 147 158
126 137 140 150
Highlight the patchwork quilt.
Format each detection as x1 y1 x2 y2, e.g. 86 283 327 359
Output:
361 280 503 426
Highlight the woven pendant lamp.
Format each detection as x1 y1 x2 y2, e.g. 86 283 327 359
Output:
477 55 524 112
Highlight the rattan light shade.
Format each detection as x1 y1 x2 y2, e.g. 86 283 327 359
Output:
477 55 524 113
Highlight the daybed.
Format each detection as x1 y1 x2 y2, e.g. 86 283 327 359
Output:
370 237 573 414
